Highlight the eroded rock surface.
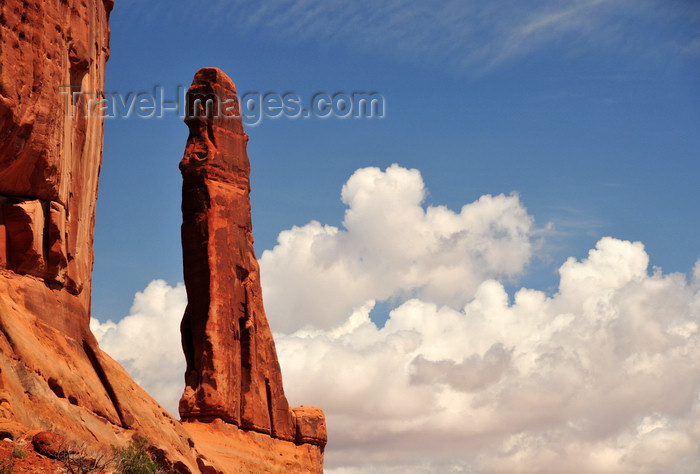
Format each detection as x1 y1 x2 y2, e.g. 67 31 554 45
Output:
0 0 198 470
178 67 327 451
0 2 325 472
0 0 114 302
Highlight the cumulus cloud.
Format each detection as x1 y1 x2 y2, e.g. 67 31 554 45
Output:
90 280 186 416
278 237 700 472
91 165 700 473
260 164 535 332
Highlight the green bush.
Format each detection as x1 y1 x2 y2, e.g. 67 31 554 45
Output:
9 448 25 460
112 438 159 474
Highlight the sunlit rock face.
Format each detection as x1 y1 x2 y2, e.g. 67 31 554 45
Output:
178 67 327 448
0 3 325 470
0 0 114 305
0 3 202 471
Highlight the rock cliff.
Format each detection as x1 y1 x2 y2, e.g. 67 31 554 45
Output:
0 0 200 470
0 1 325 472
0 0 113 304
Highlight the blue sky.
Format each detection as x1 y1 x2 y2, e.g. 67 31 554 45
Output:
91 1 700 471
94 0 699 322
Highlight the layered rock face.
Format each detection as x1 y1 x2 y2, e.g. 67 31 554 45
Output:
0 0 114 306
0 1 325 470
0 2 201 470
178 68 327 449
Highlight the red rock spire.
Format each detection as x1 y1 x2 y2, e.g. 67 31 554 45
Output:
178 68 326 447
0 2 324 468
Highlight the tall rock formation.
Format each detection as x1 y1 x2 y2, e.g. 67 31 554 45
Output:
0 2 201 470
178 67 327 448
0 1 325 471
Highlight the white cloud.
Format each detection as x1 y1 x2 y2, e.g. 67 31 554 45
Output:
92 166 700 473
260 164 535 332
278 237 700 472
91 280 186 416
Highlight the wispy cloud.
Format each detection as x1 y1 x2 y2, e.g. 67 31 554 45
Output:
113 0 698 73
114 0 700 76
170 0 695 73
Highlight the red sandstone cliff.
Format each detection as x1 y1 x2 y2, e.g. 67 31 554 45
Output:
0 1 199 470
0 0 114 303
0 1 325 472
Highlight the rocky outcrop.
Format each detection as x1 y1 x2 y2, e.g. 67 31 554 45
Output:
292 407 327 447
0 0 114 302
178 67 326 454
0 1 325 471
31 431 71 459
185 419 325 474
0 2 200 470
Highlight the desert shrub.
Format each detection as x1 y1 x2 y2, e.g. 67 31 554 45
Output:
54 440 111 474
9 448 24 460
112 438 159 474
